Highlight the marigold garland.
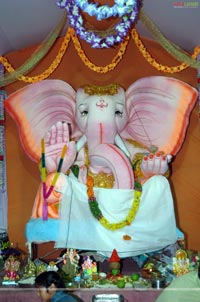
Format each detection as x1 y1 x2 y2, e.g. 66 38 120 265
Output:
132 28 190 73
0 27 129 83
71 29 129 73
87 175 142 231
139 9 200 69
1 27 200 85
0 11 67 87
0 27 72 84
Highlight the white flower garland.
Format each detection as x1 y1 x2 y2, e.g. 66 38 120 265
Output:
57 0 138 20
57 0 141 48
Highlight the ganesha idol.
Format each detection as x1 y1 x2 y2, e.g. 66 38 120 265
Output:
5 76 197 258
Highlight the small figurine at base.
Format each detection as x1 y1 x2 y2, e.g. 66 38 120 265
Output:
2 255 20 285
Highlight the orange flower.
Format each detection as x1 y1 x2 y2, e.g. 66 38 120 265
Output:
87 189 94 198
87 176 94 187
123 235 132 241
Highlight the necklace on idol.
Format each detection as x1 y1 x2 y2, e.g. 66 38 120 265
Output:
85 145 142 232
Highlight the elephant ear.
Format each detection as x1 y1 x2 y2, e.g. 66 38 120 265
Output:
5 79 80 162
121 76 198 156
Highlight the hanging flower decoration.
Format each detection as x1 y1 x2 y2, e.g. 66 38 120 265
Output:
57 0 137 21
58 0 141 48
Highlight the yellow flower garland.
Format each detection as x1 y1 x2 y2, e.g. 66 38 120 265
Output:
87 175 142 231
0 27 129 83
0 27 72 83
1 27 200 85
71 30 129 73
132 29 200 73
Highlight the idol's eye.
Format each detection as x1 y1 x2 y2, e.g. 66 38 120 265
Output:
115 103 124 117
79 104 89 116
80 110 88 116
115 110 123 117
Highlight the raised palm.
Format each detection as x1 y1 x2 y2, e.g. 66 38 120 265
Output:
44 121 76 173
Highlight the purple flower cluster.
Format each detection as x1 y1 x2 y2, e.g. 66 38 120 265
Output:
57 0 141 48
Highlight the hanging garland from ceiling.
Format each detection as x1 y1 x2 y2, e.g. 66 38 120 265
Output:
57 0 136 20
0 28 72 85
0 27 129 85
0 9 200 86
1 26 199 87
132 29 198 73
60 0 141 48
71 30 129 72
139 10 199 69
0 12 67 87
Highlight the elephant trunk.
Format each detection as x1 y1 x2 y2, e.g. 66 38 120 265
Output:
86 120 117 153
84 123 134 189
89 144 134 189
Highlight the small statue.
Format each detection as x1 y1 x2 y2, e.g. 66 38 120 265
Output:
173 249 189 276
82 255 97 277
61 249 80 281
47 261 58 272
3 255 20 284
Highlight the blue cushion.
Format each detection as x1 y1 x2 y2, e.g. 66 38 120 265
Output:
25 218 59 242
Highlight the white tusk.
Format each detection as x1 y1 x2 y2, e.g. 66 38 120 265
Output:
76 134 87 152
115 134 130 158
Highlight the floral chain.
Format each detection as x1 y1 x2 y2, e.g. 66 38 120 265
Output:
57 0 137 20
87 175 142 231
0 28 72 83
1 28 200 84
71 30 129 73
63 0 140 48
132 29 199 73
0 27 129 81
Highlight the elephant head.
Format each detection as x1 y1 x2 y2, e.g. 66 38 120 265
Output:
74 85 134 188
4 77 197 189
75 85 129 152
